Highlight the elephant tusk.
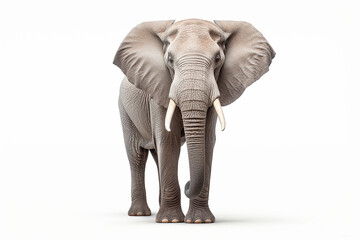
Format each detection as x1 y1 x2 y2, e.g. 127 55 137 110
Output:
165 99 176 132
213 98 226 131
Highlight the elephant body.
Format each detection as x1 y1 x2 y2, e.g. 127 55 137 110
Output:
114 19 275 223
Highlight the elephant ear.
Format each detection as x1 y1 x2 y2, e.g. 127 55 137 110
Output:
214 20 275 106
113 20 175 107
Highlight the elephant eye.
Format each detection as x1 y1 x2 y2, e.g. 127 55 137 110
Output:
168 54 174 65
215 53 221 63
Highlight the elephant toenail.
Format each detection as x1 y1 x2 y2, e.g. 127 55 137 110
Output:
171 219 179 223
145 212 151 216
136 212 143 216
186 219 192 223
205 219 212 223
162 219 169 223
129 212 135 216
194 219 202 223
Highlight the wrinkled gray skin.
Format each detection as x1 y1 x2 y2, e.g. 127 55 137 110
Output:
114 19 275 223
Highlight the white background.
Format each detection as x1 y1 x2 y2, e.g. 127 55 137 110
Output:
1 0 359 239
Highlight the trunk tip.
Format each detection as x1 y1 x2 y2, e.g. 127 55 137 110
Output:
184 181 191 198
184 181 202 199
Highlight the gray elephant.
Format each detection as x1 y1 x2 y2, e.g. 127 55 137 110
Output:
113 19 275 223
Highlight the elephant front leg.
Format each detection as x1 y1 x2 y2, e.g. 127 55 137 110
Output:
155 143 185 223
185 168 215 223
185 148 215 223
185 108 217 223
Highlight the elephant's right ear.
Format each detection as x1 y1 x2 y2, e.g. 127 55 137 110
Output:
113 20 175 107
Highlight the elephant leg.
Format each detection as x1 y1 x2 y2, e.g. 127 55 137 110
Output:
155 143 185 223
122 135 151 216
125 142 151 216
149 100 184 223
150 149 161 206
119 101 151 217
185 107 217 223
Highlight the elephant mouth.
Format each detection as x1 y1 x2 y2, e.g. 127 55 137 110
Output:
164 98 226 132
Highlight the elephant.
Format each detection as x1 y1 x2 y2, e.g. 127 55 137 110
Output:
113 19 275 223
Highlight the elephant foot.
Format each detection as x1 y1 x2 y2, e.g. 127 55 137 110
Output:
155 206 185 223
128 199 151 216
185 205 215 223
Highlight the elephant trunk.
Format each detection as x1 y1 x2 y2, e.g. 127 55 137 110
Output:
180 99 208 199
165 54 224 199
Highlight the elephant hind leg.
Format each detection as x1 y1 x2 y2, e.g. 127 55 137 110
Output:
120 101 151 216
126 144 151 216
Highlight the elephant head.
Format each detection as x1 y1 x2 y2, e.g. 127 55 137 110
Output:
114 19 275 199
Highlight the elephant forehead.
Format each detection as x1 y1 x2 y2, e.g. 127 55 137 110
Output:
169 25 218 54
176 24 212 39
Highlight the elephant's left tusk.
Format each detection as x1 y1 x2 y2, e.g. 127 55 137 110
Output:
165 99 176 132
213 98 226 131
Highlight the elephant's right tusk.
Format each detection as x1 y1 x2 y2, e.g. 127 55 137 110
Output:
165 99 176 132
213 98 226 131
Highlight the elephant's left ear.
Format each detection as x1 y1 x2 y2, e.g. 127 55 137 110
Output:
113 20 175 108
214 21 275 106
